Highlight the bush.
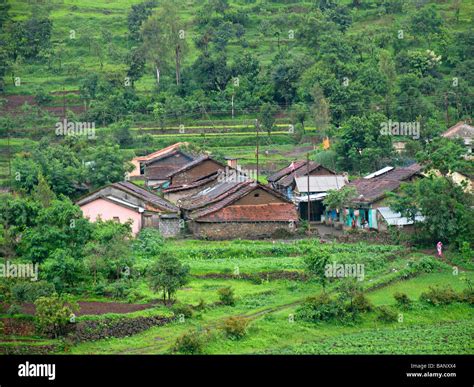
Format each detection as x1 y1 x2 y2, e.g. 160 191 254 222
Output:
7 304 22 316
376 305 398 323
105 280 131 299
12 281 55 303
34 295 78 338
195 298 207 311
218 287 235 306
419 286 459 306
172 303 194 319
296 293 343 322
352 292 373 313
222 316 249 339
376 306 398 323
0 282 12 304
460 288 474 305
393 292 412 309
173 330 205 354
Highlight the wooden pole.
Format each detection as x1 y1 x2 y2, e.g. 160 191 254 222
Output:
256 119 259 182
307 153 311 232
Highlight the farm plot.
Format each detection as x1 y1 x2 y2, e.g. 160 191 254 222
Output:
65 240 472 355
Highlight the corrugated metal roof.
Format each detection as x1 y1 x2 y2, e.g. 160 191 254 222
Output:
378 207 424 226
364 166 394 179
295 176 346 193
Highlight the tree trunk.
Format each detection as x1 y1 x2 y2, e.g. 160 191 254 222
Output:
175 45 181 85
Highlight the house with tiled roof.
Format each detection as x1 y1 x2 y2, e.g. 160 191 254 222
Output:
268 160 336 199
179 180 299 239
344 164 422 230
162 155 226 203
128 143 195 187
442 121 473 156
76 181 180 237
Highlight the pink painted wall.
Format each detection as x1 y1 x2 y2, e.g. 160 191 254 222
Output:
80 198 142 235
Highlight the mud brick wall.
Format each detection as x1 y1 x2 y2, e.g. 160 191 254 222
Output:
159 217 181 237
189 221 295 240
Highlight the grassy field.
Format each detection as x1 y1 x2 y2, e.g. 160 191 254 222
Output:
15 239 465 355
4 0 473 95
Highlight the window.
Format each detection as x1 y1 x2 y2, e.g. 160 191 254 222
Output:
254 193 260 197
113 217 120 222
140 163 145 175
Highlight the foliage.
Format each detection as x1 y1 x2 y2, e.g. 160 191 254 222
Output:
34 294 78 338
375 306 398 323
393 292 412 309
303 250 330 289
149 251 190 303
217 286 235 306
420 286 460 306
173 330 205 354
42 249 86 293
11 281 55 303
296 293 342 323
222 316 248 339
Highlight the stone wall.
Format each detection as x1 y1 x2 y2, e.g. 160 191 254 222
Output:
189 221 295 240
159 217 181 237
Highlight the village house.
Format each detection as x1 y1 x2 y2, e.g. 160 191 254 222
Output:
162 156 250 203
442 120 473 157
128 142 195 187
293 175 347 222
343 164 423 231
179 180 299 239
76 181 180 237
162 155 226 203
267 160 336 199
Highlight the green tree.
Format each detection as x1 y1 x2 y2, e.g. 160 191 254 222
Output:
259 103 277 134
34 295 78 338
149 252 190 304
304 249 331 290
42 249 86 293
323 186 357 224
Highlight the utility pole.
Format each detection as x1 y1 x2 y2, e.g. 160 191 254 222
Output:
256 119 259 182
444 92 449 126
231 94 234 120
307 153 311 233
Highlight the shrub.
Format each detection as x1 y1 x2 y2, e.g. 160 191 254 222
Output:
296 293 342 322
352 292 373 313
34 295 78 338
12 281 55 303
222 316 249 339
460 288 474 305
419 286 459 306
105 280 131 299
195 298 207 311
172 303 194 319
393 292 412 309
173 330 205 354
0 282 12 304
218 287 235 306
376 306 398 323
7 304 22 316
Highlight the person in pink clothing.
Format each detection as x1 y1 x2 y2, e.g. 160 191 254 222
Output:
436 241 443 257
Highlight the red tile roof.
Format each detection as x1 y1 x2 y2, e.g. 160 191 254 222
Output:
348 164 422 203
268 160 334 187
442 121 474 139
134 142 188 162
163 173 219 193
196 203 298 222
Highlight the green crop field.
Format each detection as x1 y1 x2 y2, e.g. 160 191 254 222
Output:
3 239 471 355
